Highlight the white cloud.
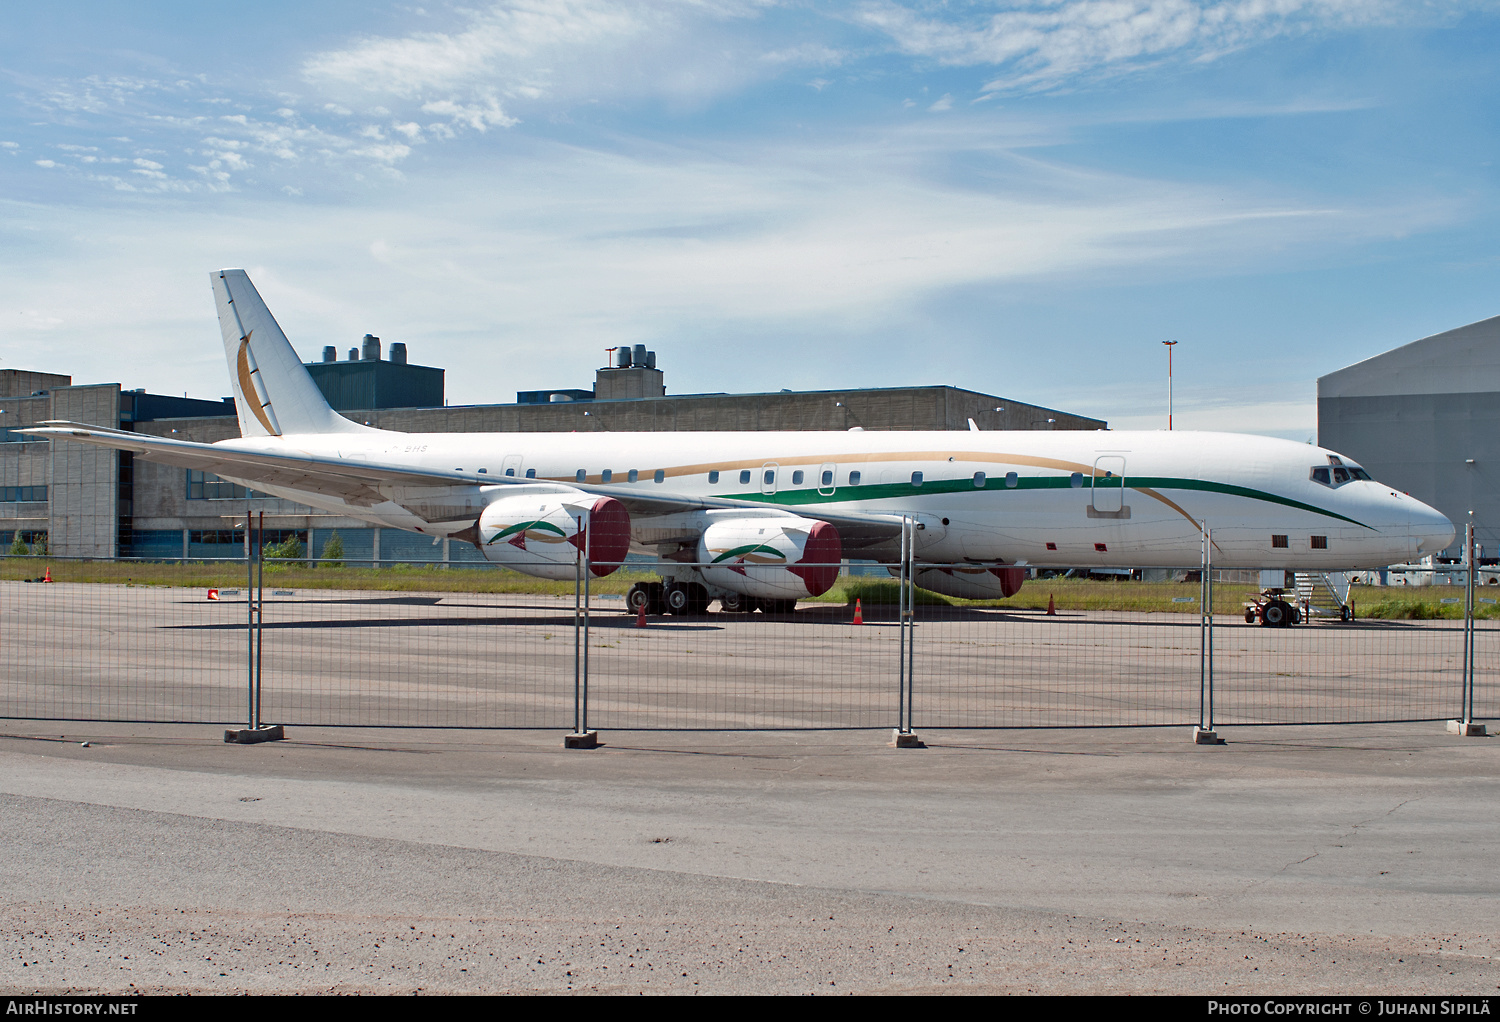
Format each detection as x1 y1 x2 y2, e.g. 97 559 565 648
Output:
856 0 1411 91
928 92 953 111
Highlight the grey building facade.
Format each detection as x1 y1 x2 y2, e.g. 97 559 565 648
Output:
3 352 1106 562
1318 315 1500 559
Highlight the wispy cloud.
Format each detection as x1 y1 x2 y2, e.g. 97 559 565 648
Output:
855 0 1419 92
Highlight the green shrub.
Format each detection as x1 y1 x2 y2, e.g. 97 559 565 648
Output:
8 533 29 556
319 532 344 568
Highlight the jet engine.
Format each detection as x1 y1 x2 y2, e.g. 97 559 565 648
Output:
476 493 631 579
907 565 1026 600
698 516 843 599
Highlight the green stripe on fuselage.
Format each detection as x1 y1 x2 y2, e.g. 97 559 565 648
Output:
717 475 1371 529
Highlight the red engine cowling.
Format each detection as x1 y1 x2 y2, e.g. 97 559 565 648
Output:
908 565 1025 599
699 516 843 598
477 494 630 579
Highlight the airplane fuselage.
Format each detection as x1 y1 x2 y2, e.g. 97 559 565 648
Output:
223 426 1453 570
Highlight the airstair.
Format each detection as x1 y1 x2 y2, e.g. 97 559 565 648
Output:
1294 572 1353 622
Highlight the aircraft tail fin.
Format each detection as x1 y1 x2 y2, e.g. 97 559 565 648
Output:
211 269 370 438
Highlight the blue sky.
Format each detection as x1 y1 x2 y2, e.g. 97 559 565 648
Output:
4 1 1500 439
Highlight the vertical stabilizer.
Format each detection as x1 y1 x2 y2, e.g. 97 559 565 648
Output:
211 269 370 437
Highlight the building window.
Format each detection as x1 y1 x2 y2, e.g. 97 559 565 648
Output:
1311 535 1328 549
186 471 258 500
1272 535 1288 548
189 529 244 544
0 486 47 502
708 470 719 484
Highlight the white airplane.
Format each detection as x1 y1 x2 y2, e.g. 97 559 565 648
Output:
28 270 1454 621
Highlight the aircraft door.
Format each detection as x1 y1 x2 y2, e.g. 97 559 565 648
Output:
817 463 837 496
1092 456 1126 513
501 454 524 478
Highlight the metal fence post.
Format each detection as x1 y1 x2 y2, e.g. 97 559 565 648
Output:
894 515 923 747
1450 520 1487 736
566 506 598 748
225 509 283 743
1195 523 1223 744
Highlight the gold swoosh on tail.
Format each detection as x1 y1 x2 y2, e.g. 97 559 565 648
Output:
236 333 278 436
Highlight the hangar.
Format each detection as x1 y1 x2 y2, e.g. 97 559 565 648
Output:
1318 315 1500 560
0 342 1104 561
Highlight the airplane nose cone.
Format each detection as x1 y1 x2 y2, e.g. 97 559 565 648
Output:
1409 500 1455 558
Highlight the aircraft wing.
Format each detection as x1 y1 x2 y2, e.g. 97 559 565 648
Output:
25 423 907 544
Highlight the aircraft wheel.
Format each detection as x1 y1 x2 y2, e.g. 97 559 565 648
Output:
1291 606 1302 625
663 583 691 614
720 590 750 613
626 584 652 615
1261 600 1291 627
1340 605 1352 622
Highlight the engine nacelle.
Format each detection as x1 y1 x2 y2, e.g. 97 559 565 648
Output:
478 494 630 579
699 516 842 599
907 565 1026 600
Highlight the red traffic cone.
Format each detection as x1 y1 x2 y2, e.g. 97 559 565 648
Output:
1046 593 1056 616
852 597 864 625
207 588 220 601
42 568 52 583
635 601 648 628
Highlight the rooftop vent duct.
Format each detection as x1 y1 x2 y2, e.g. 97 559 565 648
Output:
390 342 407 364
322 346 337 363
362 334 381 361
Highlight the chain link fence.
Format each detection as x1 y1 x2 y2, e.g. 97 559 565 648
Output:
1 535 1491 735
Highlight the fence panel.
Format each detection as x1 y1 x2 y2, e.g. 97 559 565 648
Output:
585 561 894 731
909 569 1204 730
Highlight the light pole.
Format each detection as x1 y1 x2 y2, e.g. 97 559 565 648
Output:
1163 340 1177 430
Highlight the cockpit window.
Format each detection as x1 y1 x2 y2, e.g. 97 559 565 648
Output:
1311 457 1372 488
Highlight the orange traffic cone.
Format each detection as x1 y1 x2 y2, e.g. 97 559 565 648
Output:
1046 593 1056 616
42 568 52 583
207 588 220 601
852 598 864 625
635 601 648 628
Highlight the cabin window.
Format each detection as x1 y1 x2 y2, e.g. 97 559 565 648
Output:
1272 535 1288 548
792 470 804 485
525 468 536 478
653 469 664 483
1311 535 1328 549
1070 472 1083 488
478 468 488 474
973 472 985 488
739 469 751 485
911 471 923 487
849 470 861 485
1005 471 1018 488
1046 542 1057 551
504 468 514 476
763 469 775 486
1095 543 1107 552
1310 467 1331 486
628 469 639 483
602 470 612 483
576 470 586 483
708 470 719 484
821 469 833 486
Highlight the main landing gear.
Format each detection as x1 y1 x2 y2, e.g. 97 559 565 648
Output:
1244 593 1301 627
626 581 797 617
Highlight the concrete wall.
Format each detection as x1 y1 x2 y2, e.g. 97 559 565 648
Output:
1319 391 1500 558
48 385 120 557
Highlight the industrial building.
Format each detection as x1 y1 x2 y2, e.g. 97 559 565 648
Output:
1 340 1105 561
1319 314 1500 559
